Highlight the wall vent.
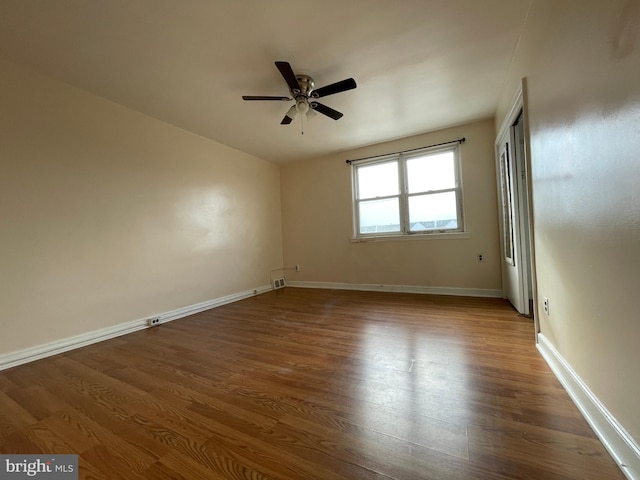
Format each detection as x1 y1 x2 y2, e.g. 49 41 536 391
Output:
272 277 286 289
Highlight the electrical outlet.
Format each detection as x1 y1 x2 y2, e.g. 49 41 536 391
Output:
543 297 550 316
147 316 161 327
477 254 484 262
295 265 300 272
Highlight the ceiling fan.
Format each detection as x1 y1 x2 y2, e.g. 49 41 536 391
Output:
242 61 357 125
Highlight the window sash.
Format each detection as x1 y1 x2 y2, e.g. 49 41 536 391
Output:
355 159 400 201
353 145 463 236
357 198 402 234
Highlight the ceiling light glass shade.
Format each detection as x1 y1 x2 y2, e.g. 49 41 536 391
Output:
296 99 309 114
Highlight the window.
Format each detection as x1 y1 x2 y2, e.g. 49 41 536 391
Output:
353 145 463 237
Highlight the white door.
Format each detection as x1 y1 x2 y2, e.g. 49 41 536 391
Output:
513 113 533 315
496 111 534 315
497 132 523 312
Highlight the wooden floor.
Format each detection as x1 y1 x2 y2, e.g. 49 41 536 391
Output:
0 288 624 479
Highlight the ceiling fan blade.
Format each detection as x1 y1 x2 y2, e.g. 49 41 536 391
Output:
242 95 291 101
310 102 344 120
281 105 297 125
312 78 357 98
275 61 301 93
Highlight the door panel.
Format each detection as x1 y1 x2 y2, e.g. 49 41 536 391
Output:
513 114 533 315
498 134 523 312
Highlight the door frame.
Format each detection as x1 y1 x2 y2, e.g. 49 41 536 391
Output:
496 78 540 336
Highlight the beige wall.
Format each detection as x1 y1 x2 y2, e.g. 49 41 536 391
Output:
281 119 502 291
0 60 283 355
497 1 640 441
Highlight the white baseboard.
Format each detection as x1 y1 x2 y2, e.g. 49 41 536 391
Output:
287 280 502 298
0 284 272 371
537 334 639 480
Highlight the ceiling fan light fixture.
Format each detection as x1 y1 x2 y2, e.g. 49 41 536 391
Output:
296 99 309 114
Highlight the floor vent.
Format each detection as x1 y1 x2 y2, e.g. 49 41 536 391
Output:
272 277 286 289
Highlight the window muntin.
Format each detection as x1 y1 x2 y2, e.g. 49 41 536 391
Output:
353 145 463 237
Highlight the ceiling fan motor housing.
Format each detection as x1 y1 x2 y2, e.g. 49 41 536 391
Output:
294 75 315 96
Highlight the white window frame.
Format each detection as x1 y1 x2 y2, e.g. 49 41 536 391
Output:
352 144 464 238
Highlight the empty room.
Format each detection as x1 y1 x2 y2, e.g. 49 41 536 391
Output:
1 1 638 479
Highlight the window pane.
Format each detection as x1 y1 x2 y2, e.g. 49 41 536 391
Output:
359 198 400 234
357 161 399 199
407 152 455 193
408 192 458 231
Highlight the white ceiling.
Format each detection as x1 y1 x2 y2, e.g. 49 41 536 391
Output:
0 0 530 163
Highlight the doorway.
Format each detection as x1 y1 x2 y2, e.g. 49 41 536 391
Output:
495 80 538 330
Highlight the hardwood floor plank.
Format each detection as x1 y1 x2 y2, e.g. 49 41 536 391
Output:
154 451 240 480
0 429 43 454
272 412 508 480
4 423 77 455
188 401 373 480
42 406 156 471
81 445 150 480
0 390 38 440
469 422 623 479
77 458 112 480
5 385 68 421
0 288 625 479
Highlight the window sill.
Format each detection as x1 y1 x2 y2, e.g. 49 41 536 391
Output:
349 231 471 243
